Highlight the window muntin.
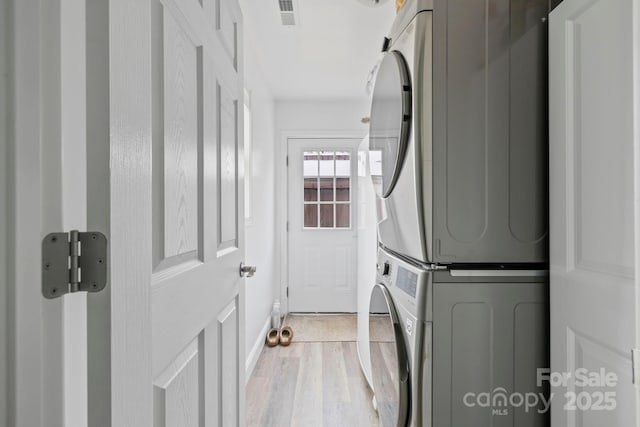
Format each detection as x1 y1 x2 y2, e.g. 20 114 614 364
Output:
302 151 351 229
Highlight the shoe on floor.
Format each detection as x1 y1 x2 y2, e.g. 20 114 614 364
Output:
266 328 279 347
279 326 294 346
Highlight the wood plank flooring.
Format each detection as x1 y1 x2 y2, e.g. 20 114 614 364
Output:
246 321 382 427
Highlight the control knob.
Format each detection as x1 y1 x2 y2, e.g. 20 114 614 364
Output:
382 262 391 276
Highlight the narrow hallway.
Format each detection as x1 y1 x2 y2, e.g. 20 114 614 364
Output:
246 315 381 427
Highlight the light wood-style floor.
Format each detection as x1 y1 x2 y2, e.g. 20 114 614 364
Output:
246 317 382 427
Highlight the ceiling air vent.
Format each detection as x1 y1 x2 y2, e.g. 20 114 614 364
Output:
357 0 390 6
278 0 296 26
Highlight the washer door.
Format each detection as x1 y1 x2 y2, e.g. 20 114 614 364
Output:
369 51 412 198
369 283 410 427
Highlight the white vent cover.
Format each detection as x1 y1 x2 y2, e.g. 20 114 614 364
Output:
357 0 390 6
278 0 296 26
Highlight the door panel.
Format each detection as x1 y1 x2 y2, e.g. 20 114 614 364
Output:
152 0 204 269
162 7 201 259
218 82 239 251
153 338 201 427
218 299 240 426
153 297 241 427
550 0 636 425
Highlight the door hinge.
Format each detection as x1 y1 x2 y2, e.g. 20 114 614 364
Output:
286 287 289 297
42 230 108 299
286 221 289 232
286 155 289 167
632 349 640 385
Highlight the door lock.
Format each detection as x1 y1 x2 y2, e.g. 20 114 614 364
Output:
239 263 257 278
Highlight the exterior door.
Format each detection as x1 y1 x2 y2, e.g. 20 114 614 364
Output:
549 0 638 425
6 0 89 425
288 138 360 312
85 0 246 425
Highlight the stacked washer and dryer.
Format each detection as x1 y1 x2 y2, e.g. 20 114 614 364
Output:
357 0 552 426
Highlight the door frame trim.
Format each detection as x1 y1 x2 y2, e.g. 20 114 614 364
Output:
0 0 8 422
633 0 640 422
6 1 51 425
277 130 366 315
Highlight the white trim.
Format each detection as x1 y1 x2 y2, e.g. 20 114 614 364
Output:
10 2 66 425
0 0 7 421
106 1 154 425
633 0 640 423
277 129 366 315
245 315 271 382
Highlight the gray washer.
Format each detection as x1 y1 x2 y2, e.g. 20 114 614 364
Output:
370 247 549 427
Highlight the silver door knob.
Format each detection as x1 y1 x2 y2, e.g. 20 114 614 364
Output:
239 263 256 278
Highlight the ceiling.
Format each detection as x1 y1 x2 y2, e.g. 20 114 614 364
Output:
239 0 396 100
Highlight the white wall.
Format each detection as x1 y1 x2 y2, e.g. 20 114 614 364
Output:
276 99 371 134
243 34 278 376
275 99 371 312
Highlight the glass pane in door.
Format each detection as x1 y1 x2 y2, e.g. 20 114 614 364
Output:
369 285 400 427
301 150 352 230
369 51 411 198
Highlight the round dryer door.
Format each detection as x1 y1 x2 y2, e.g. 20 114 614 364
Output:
369 283 410 427
369 51 412 198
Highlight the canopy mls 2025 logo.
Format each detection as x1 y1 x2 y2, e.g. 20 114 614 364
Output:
462 368 618 416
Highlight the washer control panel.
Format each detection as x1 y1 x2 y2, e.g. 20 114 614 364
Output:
377 246 432 322
396 266 418 298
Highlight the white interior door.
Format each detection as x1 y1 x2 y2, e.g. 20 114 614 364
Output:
287 138 359 312
7 0 89 426
550 0 637 425
84 0 247 425
149 1 246 425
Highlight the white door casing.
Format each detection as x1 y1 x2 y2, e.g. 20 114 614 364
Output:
7 0 89 426
550 0 637 425
635 0 640 423
287 138 359 313
1 0 8 421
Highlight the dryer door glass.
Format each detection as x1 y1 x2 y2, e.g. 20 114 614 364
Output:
369 283 410 427
369 51 412 198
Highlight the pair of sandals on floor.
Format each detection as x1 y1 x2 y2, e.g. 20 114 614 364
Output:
266 325 293 347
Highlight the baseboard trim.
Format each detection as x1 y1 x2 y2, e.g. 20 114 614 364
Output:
245 315 271 383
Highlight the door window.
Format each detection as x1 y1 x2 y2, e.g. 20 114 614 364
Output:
303 151 351 229
369 51 411 198
369 283 410 427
